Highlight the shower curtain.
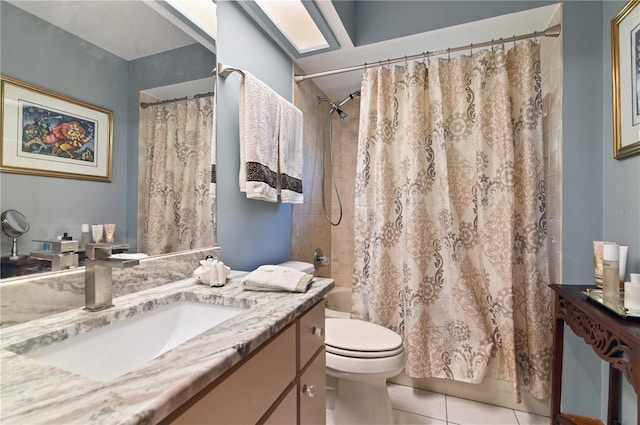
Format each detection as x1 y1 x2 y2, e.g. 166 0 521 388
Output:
139 96 216 255
352 40 551 402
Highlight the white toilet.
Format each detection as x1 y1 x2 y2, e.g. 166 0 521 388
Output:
278 261 406 425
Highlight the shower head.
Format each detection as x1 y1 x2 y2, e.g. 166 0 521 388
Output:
319 90 360 120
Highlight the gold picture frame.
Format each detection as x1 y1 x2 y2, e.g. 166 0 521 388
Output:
612 0 640 159
1 75 113 181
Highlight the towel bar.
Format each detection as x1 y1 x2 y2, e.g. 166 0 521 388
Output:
214 63 245 79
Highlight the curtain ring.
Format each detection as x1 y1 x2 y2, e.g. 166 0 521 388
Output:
387 58 391 68
533 31 539 44
405 55 408 66
363 62 367 71
447 48 451 60
491 39 495 52
512 35 516 48
422 52 426 65
470 43 473 55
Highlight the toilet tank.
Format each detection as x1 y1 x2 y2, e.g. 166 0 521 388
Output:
278 261 314 274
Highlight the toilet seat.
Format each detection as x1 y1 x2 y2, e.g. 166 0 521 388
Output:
326 350 406 376
325 318 404 359
325 344 404 358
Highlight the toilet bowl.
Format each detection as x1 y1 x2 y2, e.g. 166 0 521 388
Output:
278 262 406 425
325 318 405 425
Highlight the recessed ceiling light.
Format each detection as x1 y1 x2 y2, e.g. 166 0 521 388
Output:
165 0 217 40
255 0 329 54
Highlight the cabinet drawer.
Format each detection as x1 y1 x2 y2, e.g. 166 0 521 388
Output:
169 324 296 425
298 300 325 368
299 348 326 425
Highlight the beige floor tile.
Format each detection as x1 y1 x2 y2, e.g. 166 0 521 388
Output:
446 396 519 425
393 409 447 425
513 410 550 425
388 383 447 421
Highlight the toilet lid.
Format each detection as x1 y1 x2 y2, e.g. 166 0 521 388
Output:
325 318 403 357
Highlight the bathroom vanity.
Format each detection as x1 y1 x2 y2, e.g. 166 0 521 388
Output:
0 272 333 424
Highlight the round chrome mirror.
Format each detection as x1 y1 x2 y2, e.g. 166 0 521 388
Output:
1 209 30 259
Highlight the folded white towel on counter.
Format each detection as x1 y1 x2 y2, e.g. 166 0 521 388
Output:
278 99 304 204
241 265 313 293
239 71 280 202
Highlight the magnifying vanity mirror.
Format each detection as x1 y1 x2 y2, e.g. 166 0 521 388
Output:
1 210 30 260
0 0 217 279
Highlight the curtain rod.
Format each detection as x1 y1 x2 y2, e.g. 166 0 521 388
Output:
294 24 561 83
140 91 214 109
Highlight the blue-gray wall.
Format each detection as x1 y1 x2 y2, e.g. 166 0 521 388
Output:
126 45 216 250
0 2 128 254
334 1 555 47
216 1 293 271
601 2 640 423
559 1 606 418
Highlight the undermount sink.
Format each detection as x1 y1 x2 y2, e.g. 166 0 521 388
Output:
22 301 244 382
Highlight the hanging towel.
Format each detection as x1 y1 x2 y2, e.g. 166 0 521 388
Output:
241 265 313 293
278 99 304 204
239 72 280 202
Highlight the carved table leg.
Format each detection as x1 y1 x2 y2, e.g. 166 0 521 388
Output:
607 365 620 425
552 295 565 424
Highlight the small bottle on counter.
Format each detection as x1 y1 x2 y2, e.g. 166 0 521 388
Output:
79 224 90 250
602 242 620 301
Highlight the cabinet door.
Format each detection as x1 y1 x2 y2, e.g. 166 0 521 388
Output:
263 385 297 425
299 348 326 425
169 324 296 425
298 300 325 368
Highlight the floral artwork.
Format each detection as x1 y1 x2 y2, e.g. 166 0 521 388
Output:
1 76 112 182
21 105 96 162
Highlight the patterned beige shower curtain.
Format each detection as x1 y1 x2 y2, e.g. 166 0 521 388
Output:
352 41 551 401
138 96 216 255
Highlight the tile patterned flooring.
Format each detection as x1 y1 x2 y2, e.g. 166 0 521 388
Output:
388 384 550 425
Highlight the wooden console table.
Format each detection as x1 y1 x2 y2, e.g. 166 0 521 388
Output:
551 284 640 425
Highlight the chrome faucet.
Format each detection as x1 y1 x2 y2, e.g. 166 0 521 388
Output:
30 239 79 271
84 244 139 312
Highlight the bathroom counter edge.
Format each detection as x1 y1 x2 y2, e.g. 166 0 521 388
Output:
0 273 335 425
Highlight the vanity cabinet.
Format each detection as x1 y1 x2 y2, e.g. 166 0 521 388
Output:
164 300 326 425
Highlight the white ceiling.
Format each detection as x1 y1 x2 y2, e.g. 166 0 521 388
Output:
8 1 560 102
6 0 200 61
296 3 561 101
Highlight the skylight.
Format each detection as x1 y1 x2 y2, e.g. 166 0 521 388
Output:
165 0 217 40
255 0 329 54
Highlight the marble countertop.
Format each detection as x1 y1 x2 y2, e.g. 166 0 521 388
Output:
0 272 334 425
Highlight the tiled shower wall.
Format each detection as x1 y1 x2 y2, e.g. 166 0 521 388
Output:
541 6 563 285
291 65 332 278
328 101 360 288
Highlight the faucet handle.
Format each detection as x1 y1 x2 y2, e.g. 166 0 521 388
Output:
86 243 129 260
86 244 112 260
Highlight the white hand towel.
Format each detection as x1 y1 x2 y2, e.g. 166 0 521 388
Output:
278 99 304 204
241 265 313 293
239 72 280 202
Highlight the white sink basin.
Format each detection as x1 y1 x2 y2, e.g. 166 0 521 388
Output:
24 301 243 382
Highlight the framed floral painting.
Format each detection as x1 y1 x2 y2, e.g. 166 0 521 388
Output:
1 76 113 181
612 0 640 159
